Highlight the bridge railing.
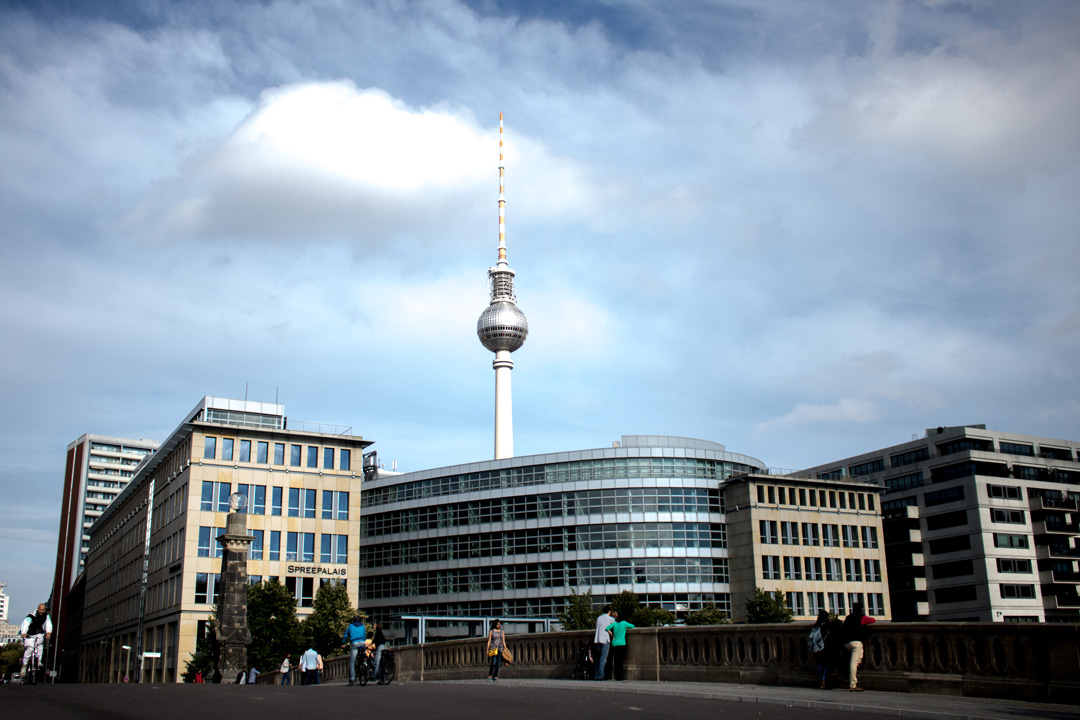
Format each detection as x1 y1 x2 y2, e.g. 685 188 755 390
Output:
260 622 1080 701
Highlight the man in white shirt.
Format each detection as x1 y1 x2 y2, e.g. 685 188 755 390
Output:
20 604 52 681
593 605 615 680
300 646 320 685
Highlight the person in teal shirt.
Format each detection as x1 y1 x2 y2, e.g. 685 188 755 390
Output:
609 612 635 681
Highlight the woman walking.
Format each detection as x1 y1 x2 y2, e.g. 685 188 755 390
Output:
486 619 508 681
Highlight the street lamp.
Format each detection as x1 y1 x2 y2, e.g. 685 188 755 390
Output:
122 645 132 683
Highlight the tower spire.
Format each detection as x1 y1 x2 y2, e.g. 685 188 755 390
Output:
477 113 529 459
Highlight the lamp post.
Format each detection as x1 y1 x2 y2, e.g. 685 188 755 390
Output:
121 645 131 683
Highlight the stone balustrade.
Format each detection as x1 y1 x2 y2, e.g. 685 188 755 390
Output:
259 623 1079 702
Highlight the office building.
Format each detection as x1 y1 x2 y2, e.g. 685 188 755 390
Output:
78 396 372 683
802 425 1080 622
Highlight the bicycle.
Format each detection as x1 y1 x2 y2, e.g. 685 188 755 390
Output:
376 649 396 685
354 651 372 686
22 635 46 686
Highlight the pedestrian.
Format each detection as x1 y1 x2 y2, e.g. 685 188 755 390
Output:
609 611 635 681
841 603 876 692
248 666 260 684
808 610 831 689
211 667 222 684
372 622 387 680
343 615 367 686
486 619 508 681
235 668 245 684
593 605 615 680
316 651 324 684
280 654 291 686
194 670 204 684
300 645 319 685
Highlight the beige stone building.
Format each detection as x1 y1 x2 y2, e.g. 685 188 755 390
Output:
724 473 890 622
78 397 371 683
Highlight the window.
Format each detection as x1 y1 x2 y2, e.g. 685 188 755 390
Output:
864 559 881 582
239 440 251 463
204 437 216 459
274 443 285 465
999 584 1035 599
301 532 314 562
222 438 234 461
235 484 266 515
828 592 846 616
990 509 1026 524
838 492 847 509
882 496 917 519
784 556 802 580
849 459 884 476
288 488 301 517
335 534 348 564
886 471 924 492
757 486 765 503
808 592 825 615
762 555 781 580
847 593 863 613
845 558 862 582
934 585 977 604
825 557 842 582
891 447 929 469
303 489 316 518
759 520 778 544
194 573 221 605
925 486 965 507
801 523 820 546
781 522 799 545
197 526 213 557
925 510 968 531
928 535 971 554
999 442 1034 457
777 487 786 505
804 557 822 581
320 534 348 564
767 486 775 504
861 526 879 549
307 446 318 468
200 481 231 512
290 444 302 467
286 532 298 561
322 491 350 521
785 592 804 615
340 449 351 471
287 576 315 607
988 484 1022 500
997 558 1032 574
269 530 280 562
271 487 283 516
250 529 264 560
993 533 1029 549
866 593 885 616
324 447 334 470
842 525 859 548
257 441 269 464
822 524 840 548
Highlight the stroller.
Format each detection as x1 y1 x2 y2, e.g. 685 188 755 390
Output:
571 641 594 681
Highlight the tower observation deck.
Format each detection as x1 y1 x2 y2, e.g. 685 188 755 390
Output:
477 113 528 459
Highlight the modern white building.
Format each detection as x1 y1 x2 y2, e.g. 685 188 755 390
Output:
802 425 1080 622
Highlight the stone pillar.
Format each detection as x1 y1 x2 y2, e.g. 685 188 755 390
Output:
215 506 254 679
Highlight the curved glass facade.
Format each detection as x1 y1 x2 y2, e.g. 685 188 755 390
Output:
359 436 765 622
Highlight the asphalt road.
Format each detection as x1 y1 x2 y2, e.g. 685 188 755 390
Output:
3 680 1077 720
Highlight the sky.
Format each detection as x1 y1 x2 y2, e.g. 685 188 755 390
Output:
1 0 1078 619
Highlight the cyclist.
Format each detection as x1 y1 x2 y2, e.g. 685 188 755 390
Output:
20 603 52 682
342 615 367 686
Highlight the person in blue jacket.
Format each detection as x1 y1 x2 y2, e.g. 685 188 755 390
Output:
343 616 367 686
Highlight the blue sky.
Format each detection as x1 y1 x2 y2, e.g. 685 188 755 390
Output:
1 0 1078 618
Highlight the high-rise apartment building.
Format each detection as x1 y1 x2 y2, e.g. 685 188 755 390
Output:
78 396 372 683
802 425 1080 622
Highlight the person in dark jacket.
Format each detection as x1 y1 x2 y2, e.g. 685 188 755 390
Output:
372 622 387 679
841 603 876 691
809 610 831 689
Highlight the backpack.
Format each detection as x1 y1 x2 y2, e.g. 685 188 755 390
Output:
808 625 825 653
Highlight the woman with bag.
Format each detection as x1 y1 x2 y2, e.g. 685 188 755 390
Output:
486 619 509 681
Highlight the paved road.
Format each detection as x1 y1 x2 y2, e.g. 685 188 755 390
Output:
3 679 1077 720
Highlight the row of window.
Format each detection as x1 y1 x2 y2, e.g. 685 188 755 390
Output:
755 485 876 512
203 436 352 471
361 488 721 538
194 573 343 607
761 556 882 583
360 523 726 568
933 583 1040 605
759 520 879 549
363 458 756 507
785 591 886 617
199 481 349 520
362 558 730 600
196 526 349 563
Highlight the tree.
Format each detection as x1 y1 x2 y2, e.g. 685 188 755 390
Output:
683 602 729 626
182 611 219 682
744 588 794 624
629 606 675 628
247 580 303 671
1 640 24 679
610 590 640 622
558 589 598 631
301 582 356 656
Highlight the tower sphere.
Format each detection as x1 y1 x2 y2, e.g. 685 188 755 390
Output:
477 300 529 352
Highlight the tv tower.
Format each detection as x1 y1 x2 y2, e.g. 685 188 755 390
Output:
477 113 529 459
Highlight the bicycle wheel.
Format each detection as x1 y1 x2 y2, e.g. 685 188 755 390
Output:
378 657 396 685
358 663 369 686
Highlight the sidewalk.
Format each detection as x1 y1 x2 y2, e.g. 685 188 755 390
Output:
424 678 1080 720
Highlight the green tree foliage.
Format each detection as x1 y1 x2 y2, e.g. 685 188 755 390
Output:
247 580 303 671
610 590 640 622
1 640 24 679
683 602 729 626
744 588 794 624
629 606 675 627
182 612 219 682
558 589 598 631
301 582 356 656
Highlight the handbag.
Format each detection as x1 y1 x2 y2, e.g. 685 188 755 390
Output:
487 648 499 657
501 647 514 664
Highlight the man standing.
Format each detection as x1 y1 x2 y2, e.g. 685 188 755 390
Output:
593 605 615 680
841 603 876 692
299 645 320 685
20 604 52 682
343 615 367 686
